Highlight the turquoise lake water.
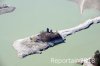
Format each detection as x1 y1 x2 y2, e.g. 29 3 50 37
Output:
0 0 100 66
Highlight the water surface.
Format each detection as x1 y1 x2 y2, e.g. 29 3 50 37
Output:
0 0 100 66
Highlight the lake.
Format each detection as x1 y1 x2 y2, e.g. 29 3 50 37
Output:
0 0 100 66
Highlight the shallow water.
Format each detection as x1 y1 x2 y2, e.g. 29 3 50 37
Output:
0 0 100 66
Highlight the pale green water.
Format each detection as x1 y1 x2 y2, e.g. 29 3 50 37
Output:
0 0 100 66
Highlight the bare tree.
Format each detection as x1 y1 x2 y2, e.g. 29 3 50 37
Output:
13 17 100 58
